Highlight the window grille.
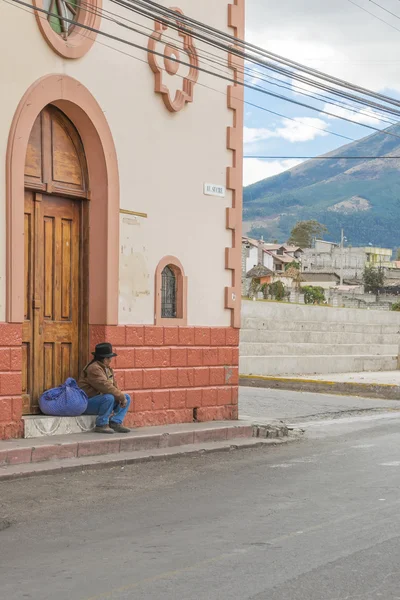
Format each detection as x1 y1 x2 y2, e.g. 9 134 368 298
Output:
161 266 177 318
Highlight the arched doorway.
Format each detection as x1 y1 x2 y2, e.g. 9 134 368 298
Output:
23 105 89 413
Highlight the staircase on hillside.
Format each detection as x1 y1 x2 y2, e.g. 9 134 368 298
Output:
240 301 400 377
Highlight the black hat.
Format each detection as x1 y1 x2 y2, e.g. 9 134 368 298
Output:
92 342 117 359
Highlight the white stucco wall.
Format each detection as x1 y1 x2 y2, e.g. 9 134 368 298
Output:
245 247 258 274
263 252 274 271
0 0 235 326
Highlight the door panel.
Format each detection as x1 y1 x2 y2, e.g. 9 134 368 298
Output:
23 192 81 414
22 192 34 414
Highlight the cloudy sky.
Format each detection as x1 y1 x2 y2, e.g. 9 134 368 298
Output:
244 0 400 185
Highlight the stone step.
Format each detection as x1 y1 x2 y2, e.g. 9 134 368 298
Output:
239 354 398 377
239 342 399 357
22 415 96 439
240 328 400 345
241 317 400 335
242 300 400 325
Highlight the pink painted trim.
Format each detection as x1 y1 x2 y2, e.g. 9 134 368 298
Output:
154 256 188 326
147 7 199 112
225 0 245 329
6 74 120 325
32 0 102 59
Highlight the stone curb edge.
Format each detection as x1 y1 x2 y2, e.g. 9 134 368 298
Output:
0 436 299 482
240 376 400 400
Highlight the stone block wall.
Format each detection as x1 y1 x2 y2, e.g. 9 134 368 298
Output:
0 324 23 439
0 323 239 439
90 325 239 427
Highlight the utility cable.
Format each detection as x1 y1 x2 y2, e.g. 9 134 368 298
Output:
11 0 400 138
4 0 355 142
244 155 400 159
123 0 400 111
347 0 400 33
8 0 400 141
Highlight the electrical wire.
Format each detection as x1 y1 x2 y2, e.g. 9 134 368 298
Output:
244 155 400 159
11 0 400 139
8 0 400 141
123 0 400 111
347 0 400 33
19 0 400 125
74 0 400 125
4 0 356 142
369 0 400 22
112 0 400 129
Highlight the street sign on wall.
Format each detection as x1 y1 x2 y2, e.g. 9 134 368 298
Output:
203 183 226 197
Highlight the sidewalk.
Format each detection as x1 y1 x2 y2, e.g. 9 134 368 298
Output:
0 420 292 480
240 370 400 400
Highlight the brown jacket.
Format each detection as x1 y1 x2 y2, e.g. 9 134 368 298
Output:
79 360 125 404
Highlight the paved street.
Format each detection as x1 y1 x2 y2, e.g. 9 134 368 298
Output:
240 386 400 423
2 389 400 599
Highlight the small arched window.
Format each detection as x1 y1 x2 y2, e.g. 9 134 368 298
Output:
161 266 177 318
155 257 187 325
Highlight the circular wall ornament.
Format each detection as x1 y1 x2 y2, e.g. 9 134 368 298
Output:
33 0 102 58
147 7 199 112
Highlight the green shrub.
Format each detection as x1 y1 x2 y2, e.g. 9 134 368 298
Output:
268 281 286 301
303 286 325 305
391 301 400 311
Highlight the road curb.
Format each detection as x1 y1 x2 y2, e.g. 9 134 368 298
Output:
0 435 299 482
240 375 400 400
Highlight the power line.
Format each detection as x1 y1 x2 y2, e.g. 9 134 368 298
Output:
81 1 400 125
125 0 400 111
12 0 400 139
8 0 400 143
369 0 400 21
79 0 394 125
88 0 400 124
244 155 400 159
19 0 400 125
347 0 400 32
5 0 356 144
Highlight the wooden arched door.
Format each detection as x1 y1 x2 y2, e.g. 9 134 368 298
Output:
23 106 89 414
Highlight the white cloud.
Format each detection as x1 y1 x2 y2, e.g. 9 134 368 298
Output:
243 158 302 186
246 0 400 92
243 126 273 144
275 118 329 142
244 118 329 146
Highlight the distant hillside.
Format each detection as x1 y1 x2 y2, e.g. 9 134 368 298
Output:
243 124 400 248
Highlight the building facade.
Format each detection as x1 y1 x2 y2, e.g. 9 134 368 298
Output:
302 240 393 280
0 0 244 438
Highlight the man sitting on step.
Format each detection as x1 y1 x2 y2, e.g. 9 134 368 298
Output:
79 343 131 434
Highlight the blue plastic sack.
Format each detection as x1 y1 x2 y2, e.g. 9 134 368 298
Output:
39 378 88 417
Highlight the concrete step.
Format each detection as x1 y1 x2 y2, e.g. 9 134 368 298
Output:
242 317 400 335
242 299 400 325
240 328 400 345
239 354 399 376
240 342 399 357
22 415 96 438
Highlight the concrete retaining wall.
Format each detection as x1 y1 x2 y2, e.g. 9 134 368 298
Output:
240 300 400 376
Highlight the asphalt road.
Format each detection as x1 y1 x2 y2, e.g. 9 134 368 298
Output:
2 401 400 599
240 386 400 423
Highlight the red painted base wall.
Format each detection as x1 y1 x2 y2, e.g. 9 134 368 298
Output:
90 325 239 428
0 324 239 439
0 324 23 439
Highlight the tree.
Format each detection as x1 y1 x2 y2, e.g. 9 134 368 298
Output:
303 286 325 305
288 220 327 248
363 265 385 294
396 248 400 261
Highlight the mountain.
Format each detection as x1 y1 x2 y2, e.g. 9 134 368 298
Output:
243 124 400 248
